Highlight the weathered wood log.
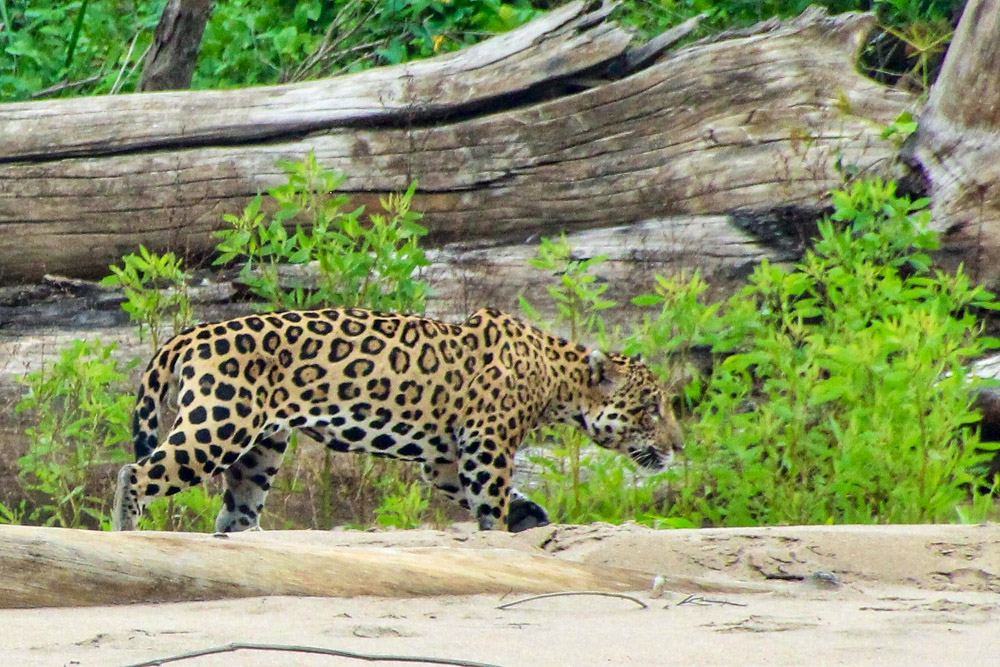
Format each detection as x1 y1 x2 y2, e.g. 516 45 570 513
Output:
903 0 1000 284
0 524 650 608
0 4 913 285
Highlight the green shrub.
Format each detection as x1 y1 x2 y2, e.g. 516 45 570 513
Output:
102 244 193 353
626 177 1000 526
214 151 429 313
14 339 133 528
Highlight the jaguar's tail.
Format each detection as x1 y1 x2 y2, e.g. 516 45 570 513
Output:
131 335 189 459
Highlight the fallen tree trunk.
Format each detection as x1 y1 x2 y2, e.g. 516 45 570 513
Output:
0 3 913 285
0 524 649 608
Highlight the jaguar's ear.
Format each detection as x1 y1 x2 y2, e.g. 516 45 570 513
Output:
587 351 620 389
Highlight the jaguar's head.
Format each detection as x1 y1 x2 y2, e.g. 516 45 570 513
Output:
578 351 684 470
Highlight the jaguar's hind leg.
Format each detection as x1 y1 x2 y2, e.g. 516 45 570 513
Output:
113 401 262 531
112 463 144 531
214 430 289 533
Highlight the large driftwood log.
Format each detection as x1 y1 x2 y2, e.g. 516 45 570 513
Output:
0 4 913 285
0 524 649 608
904 0 1000 283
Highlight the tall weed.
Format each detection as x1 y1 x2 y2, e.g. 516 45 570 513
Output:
520 234 619 519
102 244 192 353
215 151 429 313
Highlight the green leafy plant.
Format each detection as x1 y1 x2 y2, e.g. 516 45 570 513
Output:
519 234 615 343
0 499 29 525
138 486 222 532
102 244 193 353
215 151 429 313
627 177 1000 526
881 18 952 92
373 475 430 529
531 447 672 526
880 110 919 147
0 1 161 99
14 339 133 528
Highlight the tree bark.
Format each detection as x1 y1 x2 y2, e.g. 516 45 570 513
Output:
0 4 913 285
903 0 1000 284
138 0 215 92
0 524 649 608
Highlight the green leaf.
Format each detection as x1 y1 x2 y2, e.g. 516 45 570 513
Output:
631 293 662 306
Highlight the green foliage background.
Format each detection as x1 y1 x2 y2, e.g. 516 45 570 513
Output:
1 0 963 100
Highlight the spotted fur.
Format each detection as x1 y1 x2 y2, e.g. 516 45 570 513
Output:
112 307 683 532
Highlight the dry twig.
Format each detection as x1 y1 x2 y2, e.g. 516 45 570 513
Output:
28 74 102 99
111 31 143 94
125 642 500 667
676 594 748 607
496 590 649 610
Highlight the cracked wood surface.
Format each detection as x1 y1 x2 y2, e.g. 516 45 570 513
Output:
904 0 1000 284
0 5 912 285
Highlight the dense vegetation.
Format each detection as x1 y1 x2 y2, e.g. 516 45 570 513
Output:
1 0 962 100
6 154 999 530
526 179 999 527
3 1 994 530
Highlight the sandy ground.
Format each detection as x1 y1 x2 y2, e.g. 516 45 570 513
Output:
1 521 998 666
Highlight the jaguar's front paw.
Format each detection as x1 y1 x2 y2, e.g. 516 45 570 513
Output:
507 495 550 533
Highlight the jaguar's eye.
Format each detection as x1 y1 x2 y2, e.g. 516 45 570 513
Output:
642 403 660 424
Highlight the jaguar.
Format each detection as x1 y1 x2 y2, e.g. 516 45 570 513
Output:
112 307 684 532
